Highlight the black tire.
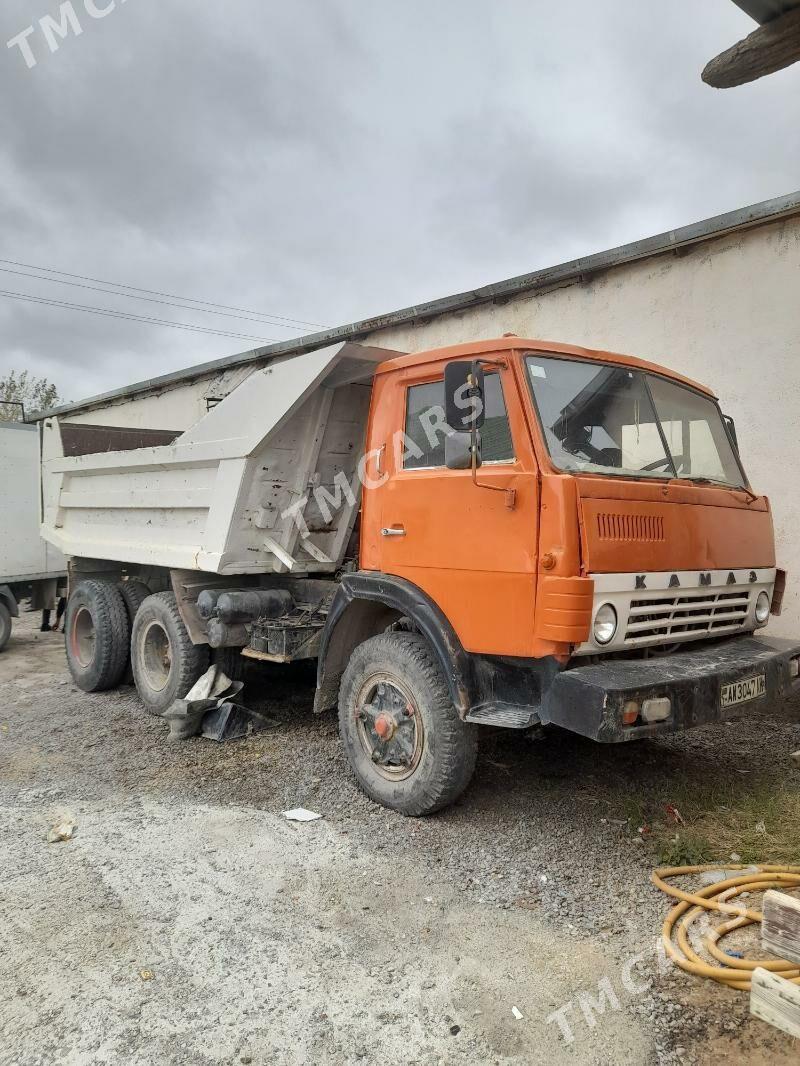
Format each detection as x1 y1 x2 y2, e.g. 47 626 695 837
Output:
131 591 210 715
65 580 130 692
338 632 477 816
212 646 246 684
0 602 11 652
117 580 151 685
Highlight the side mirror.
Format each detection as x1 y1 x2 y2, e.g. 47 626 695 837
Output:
445 430 481 470
723 414 739 450
445 361 485 431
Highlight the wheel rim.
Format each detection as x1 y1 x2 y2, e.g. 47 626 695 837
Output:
140 620 173 692
354 673 424 781
71 606 96 668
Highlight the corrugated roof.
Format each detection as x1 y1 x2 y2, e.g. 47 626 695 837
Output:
37 188 800 420
732 0 800 23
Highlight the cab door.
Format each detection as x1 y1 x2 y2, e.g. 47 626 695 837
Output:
362 359 540 657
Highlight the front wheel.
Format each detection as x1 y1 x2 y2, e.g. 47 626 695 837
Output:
338 632 477 816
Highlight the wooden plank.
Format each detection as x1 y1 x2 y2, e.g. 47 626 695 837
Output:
59 423 180 457
750 967 800 1038
241 646 291 664
762 890 800 965
703 6 800 87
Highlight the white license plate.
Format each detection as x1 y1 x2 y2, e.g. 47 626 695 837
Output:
720 673 766 708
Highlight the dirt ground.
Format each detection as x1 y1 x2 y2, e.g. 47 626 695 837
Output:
1 610 799 1066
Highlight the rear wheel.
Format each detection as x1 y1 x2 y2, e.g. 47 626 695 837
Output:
117 580 151 684
131 592 210 715
0 602 12 652
338 632 477 816
65 580 130 692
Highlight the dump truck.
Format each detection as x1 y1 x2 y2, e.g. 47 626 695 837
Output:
37 336 800 814
0 419 67 651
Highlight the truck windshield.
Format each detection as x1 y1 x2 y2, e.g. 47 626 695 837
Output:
525 354 746 488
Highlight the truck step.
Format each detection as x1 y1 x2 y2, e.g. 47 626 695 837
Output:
465 705 539 729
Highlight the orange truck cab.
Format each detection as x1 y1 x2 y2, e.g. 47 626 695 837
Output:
315 336 799 811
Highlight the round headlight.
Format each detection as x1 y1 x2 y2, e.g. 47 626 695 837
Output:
755 590 770 625
593 603 618 645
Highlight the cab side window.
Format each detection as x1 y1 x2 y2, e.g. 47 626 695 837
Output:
403 373 514 469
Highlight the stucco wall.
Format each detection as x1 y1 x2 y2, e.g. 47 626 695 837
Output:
365 215 800 637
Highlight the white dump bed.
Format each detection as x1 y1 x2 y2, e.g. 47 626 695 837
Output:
1 421 66 583
39 342 399 576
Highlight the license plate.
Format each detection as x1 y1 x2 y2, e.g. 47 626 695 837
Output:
720 673 766 708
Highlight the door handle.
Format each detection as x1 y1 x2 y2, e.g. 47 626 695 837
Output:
381 526 406 537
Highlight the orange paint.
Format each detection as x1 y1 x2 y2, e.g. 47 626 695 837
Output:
361 338 775 659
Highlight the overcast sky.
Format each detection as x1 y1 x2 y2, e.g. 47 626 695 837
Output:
1 0 798 405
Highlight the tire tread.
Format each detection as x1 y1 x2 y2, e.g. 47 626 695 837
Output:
131 591 209 714
339 631 477 816
66 579 130 691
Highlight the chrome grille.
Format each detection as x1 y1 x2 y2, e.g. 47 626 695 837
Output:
624 588 752 647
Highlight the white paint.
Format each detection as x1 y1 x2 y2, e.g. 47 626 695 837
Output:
0 423 66 583
365 215 800 637
40 344 383 576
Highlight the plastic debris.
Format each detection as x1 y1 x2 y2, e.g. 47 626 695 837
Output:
791 751 800 768
161 665 247 741
47 820 76 843
139 970 154 981
282 808 322 822
665 804 685 825
201 702 274 742
511 1006 523 1020
699 870 730 886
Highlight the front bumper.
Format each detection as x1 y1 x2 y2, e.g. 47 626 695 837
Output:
541 634 800 743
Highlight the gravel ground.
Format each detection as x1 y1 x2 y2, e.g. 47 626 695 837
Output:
1 610 799 1065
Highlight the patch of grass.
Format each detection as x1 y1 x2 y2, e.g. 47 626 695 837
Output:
621 775 800 867
656 829 714 868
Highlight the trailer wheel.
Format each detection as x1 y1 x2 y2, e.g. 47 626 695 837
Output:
117 580 151 685
0 602 11 652
65 580 130 692
131 591 210 716
338 632 477 816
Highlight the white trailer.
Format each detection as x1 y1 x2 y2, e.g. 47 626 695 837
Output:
38 340 403 716
39 341 392 578
0 420 67 650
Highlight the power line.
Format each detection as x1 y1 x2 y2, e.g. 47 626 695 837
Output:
0 265 310 333
0 287 277 343
0 257 323 330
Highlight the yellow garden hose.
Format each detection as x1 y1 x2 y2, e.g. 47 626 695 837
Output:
652 864 800 991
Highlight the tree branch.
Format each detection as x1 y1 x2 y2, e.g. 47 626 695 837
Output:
703 5 800 88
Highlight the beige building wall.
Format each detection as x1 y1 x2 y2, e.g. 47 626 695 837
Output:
365 214 800 636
